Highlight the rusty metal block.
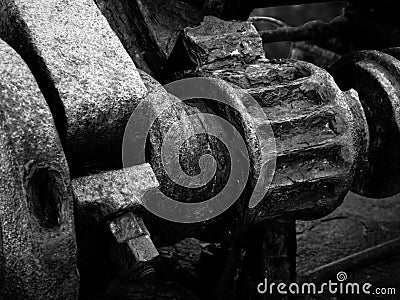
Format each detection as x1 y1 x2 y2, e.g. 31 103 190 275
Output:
73 164 158 221
109 213 149 244
0 39 78 299
127 235 159 263
290 41 341 69
0 0 148 177
93 0 203 77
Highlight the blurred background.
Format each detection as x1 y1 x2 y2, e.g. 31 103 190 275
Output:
251 2 347 58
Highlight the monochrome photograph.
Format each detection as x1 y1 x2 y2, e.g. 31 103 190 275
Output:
0 0 399 299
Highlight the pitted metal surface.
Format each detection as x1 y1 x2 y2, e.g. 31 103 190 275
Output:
0 0 148 177
0 39 78 300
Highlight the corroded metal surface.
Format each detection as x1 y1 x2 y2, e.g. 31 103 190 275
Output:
184 16 265 72
0 39 78 299
0 0 147 177
179 17 370 299
290 41 341 69
109 212 149 243
73 163 159 293
73 162 160 263
94 0 203 78
183 17 369 223
127 71 238 239
228 60 368 222
127 235 159 262
0 218 3 290
73 163 159 259
330 50 400 198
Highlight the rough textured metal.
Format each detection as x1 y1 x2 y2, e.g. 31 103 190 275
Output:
0 0 147 177
94 0 203 78
290 42 341 69
73 163 158 221
383 47 400 60
330 50 400 198
343 89 370 193
73 163 159 291
128 71 238 244
202 0 255 20
183 17 369 222
127 235 159 262
222 60 367 222
0 219 3 290
109 212 149 243
178 17 370 298
184 16 265 72
0 39 78 299
248 16 343 67
233 221 296 300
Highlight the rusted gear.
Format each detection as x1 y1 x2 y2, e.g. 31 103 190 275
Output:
183 16 369 222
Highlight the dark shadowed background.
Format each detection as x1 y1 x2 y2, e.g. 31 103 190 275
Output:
252 2 347 58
